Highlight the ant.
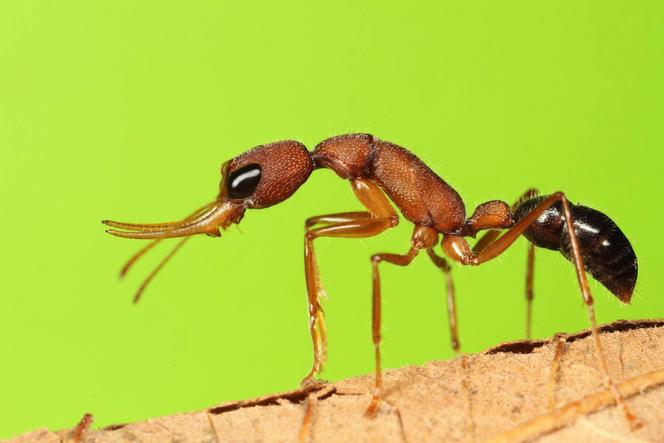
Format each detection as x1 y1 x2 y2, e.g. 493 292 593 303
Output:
103 133 638 425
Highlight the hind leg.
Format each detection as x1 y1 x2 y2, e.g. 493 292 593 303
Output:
473 189 539 339
446 192 640 428
512 189 539 339
365 246 419 416
524 242 536 339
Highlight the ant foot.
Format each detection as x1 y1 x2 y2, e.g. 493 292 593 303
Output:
364 395 381 418
300 376 328 390
68 413 93 443
628 416 644 432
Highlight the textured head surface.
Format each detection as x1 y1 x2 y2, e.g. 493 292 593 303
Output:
220 140 314 209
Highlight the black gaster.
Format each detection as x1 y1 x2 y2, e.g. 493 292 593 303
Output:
514 196 638 303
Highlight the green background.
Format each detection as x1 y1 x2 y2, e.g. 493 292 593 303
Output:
0 1 662 438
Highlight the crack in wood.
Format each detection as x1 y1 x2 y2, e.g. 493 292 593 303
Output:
208 382 332 415
485 319 664 355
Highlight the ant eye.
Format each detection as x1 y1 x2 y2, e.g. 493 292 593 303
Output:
228 163 262 199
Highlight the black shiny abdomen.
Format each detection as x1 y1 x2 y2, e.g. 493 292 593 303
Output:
514 196 638 303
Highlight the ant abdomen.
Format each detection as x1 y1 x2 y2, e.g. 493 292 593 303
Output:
514 196 638 303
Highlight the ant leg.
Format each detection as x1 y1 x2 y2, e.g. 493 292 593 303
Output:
512 188 539 339
303 219 395 382
473 188 539 339
474 225 537 340
476 233 537 339
305 212 374 361
304 212 374 368
549 333 568 410
301 179 398 385
471 192 639 428
525 242 535 339
305 212 372 229
472 229 501 254
426 248 460 353
68 413 93 443
365 247 419 417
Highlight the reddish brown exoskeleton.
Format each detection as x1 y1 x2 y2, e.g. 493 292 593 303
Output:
103 134 638 424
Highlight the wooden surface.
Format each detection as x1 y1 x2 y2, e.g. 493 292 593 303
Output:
7 319 664 443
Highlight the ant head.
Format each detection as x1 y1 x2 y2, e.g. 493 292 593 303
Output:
218 140 314 209
103 140 314 241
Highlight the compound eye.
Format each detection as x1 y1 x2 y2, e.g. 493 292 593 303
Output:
228 163 262 199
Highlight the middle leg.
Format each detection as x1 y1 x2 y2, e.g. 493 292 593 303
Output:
365 246 419 417
426 248 460 353
473 188 539 339
512 188 539 339
365 225 439 416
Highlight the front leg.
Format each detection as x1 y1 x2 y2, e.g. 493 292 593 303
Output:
301 178 398 385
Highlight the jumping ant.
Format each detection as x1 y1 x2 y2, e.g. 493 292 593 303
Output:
103 133 638 424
